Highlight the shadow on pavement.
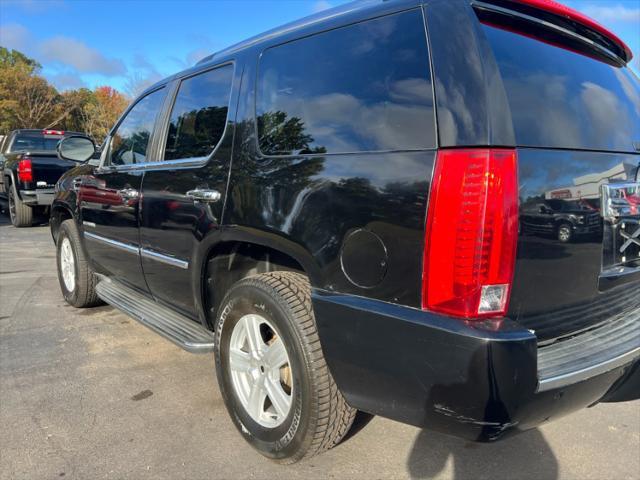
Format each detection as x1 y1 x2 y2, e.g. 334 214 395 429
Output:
407 427 558 480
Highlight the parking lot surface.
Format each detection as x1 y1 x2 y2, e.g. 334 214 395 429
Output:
1 213 639 480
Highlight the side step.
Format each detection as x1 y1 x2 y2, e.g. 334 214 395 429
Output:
96 278 215 353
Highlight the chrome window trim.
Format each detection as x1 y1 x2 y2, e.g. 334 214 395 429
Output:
140 248 189 269
97 156 210 173
84 232 140 255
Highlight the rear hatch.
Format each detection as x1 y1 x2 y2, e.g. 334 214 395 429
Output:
473 0 640 343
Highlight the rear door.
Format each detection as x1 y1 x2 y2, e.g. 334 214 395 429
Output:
139 63 235 316
473 5 640 342
80 87 166 291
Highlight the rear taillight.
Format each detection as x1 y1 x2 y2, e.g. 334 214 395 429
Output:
17 158 33 183
422 149 519 319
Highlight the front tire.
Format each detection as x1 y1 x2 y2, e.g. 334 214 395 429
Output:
56 219 102 308
8 184 33 227
557 223 573 243
215 272 355 463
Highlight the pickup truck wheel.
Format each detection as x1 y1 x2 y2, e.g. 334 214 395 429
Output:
557 223 573 243
8 184 33 227
215 272 356 463
56 219 102 308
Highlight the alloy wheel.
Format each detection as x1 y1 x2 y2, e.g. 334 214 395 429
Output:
60 237 76 292
228 313 293 428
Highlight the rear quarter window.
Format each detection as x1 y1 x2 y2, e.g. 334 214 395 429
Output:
256 9 435 155
482 24 640 153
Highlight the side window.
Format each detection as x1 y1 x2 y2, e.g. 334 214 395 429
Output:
256 9 435 156
107 88 165 166
163 65 233 160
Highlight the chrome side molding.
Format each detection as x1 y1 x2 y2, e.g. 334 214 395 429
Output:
84 232 139 255
141 248 189 269
83 233 189 269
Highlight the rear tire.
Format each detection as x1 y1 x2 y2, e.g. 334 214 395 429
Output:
8 184 33 227
56 219 102 308
215 272 356 463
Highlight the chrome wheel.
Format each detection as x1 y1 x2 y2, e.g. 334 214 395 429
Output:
60 237 76 292
228 314 293 428
558 225 571 242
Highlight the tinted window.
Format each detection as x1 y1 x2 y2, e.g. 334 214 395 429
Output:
257 9 435 155
11 135 62 152
108 88 165 166
483 24 640 153
164 65 233 160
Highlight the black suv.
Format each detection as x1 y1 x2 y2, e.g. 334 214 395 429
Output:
51 0 639 463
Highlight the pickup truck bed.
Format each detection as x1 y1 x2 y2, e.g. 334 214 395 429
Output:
1 129 87 227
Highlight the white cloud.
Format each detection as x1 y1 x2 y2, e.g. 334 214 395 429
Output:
1 23 126 78
0 23 31 51
48 72 87 91
580 4 640 22
40 36 126 75
312 1 332 13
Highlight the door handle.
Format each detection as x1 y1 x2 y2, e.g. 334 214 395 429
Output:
185 189 221 203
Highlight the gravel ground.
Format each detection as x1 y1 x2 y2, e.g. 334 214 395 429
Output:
1 212 639 480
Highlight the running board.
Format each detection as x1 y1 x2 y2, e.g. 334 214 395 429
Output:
96 278 215 353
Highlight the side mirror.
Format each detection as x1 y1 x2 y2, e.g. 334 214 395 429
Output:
57 136 96 162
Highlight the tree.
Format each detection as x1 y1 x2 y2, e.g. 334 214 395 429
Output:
0 47 40 73
79 86 129 141
0 51 59 130
0 47 129 139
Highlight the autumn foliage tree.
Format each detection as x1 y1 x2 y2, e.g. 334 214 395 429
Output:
0 47 129 142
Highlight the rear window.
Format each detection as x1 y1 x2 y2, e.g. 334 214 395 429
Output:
10 134 63 152
482 24 640 153
256 9 435 156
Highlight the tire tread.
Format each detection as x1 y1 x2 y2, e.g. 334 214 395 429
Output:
228 271 356 463
58 219 102 308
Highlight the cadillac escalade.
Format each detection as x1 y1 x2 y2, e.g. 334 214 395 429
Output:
50 0 639 464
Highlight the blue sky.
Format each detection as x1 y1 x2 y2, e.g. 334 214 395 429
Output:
0 0 638 95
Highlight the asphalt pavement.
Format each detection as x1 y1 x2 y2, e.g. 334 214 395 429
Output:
1 211 639 480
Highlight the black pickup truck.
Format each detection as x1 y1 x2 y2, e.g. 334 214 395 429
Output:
520 199 602 242
0 129 91 227
50 0 639 465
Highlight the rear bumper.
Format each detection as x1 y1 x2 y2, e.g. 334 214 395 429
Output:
19 188 54 206
312 291 639 442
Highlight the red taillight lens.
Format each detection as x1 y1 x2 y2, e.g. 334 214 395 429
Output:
17 158 33 183
422 149 519 319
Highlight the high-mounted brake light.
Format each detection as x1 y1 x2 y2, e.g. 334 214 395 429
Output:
422 149 519 319
511 0 633 62
18 157 33 183
43 130 64 136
